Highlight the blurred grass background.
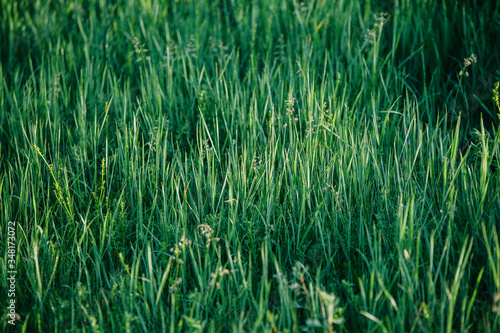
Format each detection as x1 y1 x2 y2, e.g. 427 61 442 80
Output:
1 0 500 331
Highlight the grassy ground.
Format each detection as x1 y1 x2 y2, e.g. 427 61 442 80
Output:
1 0 500 331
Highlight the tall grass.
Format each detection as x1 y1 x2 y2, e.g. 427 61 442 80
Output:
1 0 500 331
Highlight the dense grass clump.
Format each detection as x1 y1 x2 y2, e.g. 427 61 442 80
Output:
1 0 500 331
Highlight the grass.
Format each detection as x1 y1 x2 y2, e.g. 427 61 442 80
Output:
1 0 500 331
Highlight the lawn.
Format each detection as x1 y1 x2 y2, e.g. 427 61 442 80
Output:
1 0 500 332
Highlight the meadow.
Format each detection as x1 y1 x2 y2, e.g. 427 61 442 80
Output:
1 0 500 331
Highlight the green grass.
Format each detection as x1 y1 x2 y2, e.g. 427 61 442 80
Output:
1 0 500 331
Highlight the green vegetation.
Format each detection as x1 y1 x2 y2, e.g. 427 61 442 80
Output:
1 0 500 331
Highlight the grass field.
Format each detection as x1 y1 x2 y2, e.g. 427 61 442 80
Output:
1 0 500 331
